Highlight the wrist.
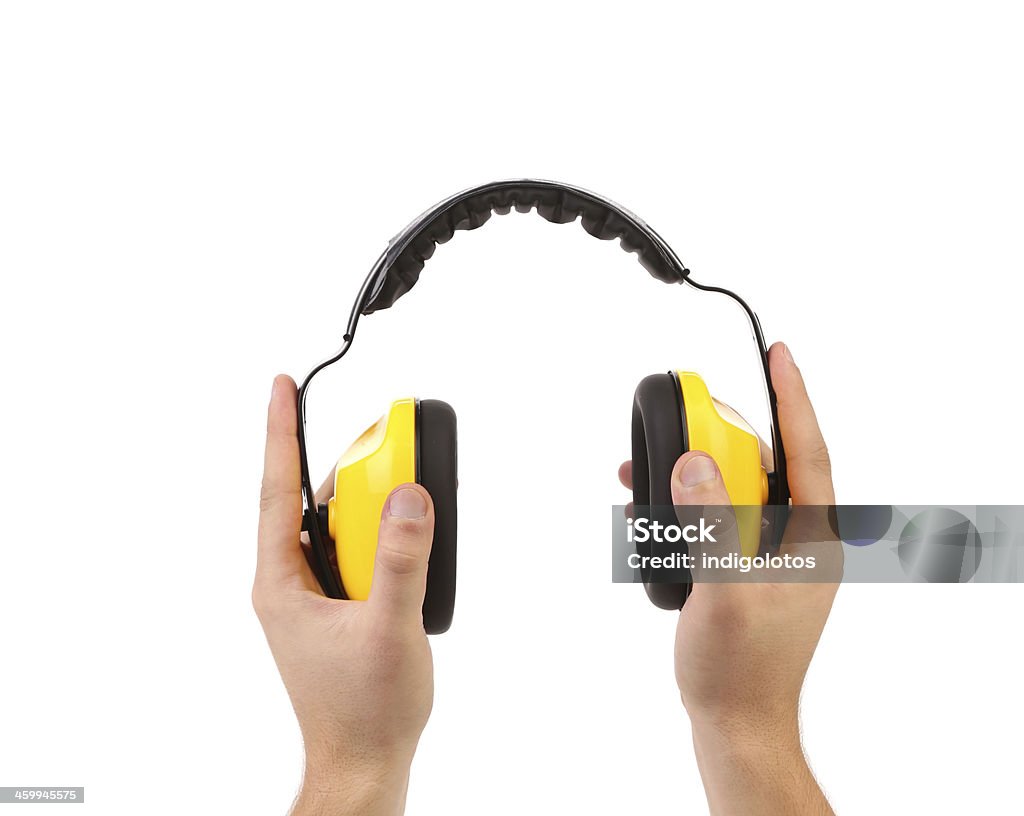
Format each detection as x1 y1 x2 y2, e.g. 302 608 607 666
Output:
689 707 802 761
293 752 412 816
689 711 831 816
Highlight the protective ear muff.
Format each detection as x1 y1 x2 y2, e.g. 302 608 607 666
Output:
632 373 690 610
296 181 791 623
325 398 457 634
632 372 769 610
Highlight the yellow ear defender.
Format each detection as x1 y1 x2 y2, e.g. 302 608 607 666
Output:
676 372 769 513
296 180 790 626
631 371 772 609
321 398 457 634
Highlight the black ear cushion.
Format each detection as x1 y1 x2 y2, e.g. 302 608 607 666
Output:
416 399 457 635
632 373 691 610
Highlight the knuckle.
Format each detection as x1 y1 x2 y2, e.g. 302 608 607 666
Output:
375 539 424 576
259 482 299 514
259 484 277 513
802 443 832 474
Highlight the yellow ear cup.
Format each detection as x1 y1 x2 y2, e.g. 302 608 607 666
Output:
327 398 417 600
676 372 768 556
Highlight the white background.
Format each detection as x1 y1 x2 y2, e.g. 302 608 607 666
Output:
2 2 1022 813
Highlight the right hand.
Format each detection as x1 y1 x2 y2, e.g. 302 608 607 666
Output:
254 375 436 816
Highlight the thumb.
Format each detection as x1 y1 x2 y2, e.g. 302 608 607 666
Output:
671 452 740 566
368 484 434 623
671 452 731 508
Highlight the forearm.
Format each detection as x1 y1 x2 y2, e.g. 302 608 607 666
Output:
690 715 833 816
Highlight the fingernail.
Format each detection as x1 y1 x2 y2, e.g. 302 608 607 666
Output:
678 455 718 488
388 487 426 519
782 343 795 364
270 377 278 401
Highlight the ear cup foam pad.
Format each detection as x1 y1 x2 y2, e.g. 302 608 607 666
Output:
416 399 458 634
632 373 691 610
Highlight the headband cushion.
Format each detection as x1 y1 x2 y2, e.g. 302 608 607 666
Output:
364 180 689 314
631 373 691 610
416 399 458 634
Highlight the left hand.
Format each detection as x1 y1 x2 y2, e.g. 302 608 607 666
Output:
618 342 839 815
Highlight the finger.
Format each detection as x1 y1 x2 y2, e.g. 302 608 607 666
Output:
314 468 334 505
257 375 318 591
368 484 435 625
299 539 339 582
618 460 633 490
779 505 845 583
769 343 835 505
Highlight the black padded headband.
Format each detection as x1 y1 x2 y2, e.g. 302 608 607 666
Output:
363 179 691 314
297 179 790 600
